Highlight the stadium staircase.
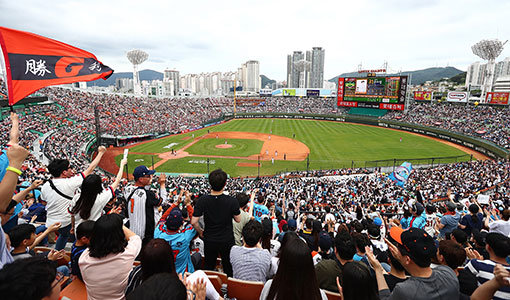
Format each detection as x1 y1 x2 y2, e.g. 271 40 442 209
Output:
348 107 387 117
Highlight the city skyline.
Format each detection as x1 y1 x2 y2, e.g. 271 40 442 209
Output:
1 0 510 81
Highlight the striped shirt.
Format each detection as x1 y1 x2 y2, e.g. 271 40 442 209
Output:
125 186 163 240
230 246 274 282
465 259 510 300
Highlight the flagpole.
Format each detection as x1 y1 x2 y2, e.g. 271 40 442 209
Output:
0 46 12 112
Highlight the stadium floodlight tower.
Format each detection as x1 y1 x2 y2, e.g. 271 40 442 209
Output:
294 59 311 88
126 49 149 96
471 39 507 102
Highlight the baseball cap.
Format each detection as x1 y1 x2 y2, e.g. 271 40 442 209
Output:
133 165 156 179
287 219 297 229
389 227 436 267
319 232 333 251
373 217 382 227
165 208 183 230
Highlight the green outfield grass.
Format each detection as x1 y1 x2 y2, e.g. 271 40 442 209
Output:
186 138 263 157
116 119 471 177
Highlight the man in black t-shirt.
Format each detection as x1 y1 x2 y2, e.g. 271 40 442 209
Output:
191 169 241 277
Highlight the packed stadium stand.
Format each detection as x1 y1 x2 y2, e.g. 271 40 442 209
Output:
0 84 509 300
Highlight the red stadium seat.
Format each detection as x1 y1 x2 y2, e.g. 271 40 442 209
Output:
203 270 228 284
208 275 223 295
324 290 342 300
226 277 264 300
60 278 87 300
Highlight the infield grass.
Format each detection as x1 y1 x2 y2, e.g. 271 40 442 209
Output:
117 119 471 177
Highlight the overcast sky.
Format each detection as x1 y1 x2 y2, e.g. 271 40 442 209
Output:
1 0 509 80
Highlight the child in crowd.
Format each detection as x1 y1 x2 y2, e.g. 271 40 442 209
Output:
70 220 94 280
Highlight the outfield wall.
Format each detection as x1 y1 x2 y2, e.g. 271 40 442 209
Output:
224 112 510 159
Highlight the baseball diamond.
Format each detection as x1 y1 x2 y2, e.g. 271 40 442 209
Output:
100 118 482 177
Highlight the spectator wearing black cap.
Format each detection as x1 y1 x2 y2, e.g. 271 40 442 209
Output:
315 230 356 293
124 165 167 245
470 230 489 260
154 204 198 274
465 232 510 300
437 202 460 239
367 227 459 299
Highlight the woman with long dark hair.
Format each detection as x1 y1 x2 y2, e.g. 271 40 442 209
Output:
79 213 141 300
125 238 220 299
70 158 127 232
262 218 280 256
260 238 327 300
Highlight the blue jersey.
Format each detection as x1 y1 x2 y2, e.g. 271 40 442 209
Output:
400 217 411 229
154 223 197 274
410 213 427 229
253 203 269 222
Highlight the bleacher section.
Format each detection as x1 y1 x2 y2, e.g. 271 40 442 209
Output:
348 107 387 117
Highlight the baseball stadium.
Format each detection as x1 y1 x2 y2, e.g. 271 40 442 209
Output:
1 16 510 300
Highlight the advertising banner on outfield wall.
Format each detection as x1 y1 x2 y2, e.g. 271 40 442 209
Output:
447 91 468 103
486 92 509 105
414 91 433 101
306 89 319 97
282 89 296 96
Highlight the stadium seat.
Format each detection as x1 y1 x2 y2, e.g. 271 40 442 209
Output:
324 290 342 300
60 278 87 300
203 270 228 284
33 246 53 253
226 277 264 300
207 275 223 295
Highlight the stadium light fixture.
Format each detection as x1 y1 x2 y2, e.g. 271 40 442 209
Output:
127 49 149 96
471 39 507 102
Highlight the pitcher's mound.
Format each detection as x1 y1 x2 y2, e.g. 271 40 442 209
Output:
216 144 233 149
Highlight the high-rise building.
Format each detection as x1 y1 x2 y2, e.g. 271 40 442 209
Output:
163 69 180 95
245 60 260 92
287 48 324 88
288 51 304 88
466 57 510 90
311 47 325 88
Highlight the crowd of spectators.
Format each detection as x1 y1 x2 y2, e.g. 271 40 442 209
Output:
384 103 510 149
0 110 508 299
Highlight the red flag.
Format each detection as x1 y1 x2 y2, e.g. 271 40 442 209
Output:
0 27 113 105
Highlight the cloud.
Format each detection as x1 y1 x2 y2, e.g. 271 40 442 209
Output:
1 0 510 80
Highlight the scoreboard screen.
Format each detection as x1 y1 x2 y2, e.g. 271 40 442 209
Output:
337 76 408 110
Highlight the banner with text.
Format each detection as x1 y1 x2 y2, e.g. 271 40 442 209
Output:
486 92 509 105
447 91 468 103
